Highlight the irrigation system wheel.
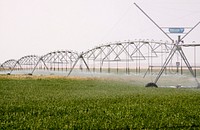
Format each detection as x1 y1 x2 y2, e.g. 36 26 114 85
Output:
145 82 158 88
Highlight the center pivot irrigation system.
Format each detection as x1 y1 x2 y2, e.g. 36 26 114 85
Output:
134 3 200 88
0 3 200 88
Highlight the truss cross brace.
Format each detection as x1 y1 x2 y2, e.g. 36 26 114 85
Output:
67 53 90 76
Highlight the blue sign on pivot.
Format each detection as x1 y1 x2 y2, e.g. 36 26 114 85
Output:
169 28 184 33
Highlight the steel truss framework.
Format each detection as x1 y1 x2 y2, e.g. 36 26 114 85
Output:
8 55 41 74
5 50 79 75
30 50 79 75
1 40 199 78
68 40 177 75
0 59 18 71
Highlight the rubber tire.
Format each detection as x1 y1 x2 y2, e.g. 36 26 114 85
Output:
145 82 158 88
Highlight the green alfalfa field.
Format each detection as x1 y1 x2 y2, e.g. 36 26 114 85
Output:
1 75 200 129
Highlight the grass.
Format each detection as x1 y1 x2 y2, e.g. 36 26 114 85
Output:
1 75 200 129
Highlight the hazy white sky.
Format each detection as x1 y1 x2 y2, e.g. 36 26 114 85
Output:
0 0 200 63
